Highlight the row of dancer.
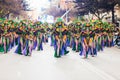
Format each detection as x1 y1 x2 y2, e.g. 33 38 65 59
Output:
51 19 115 58
0 18 116 58
0 19 49 56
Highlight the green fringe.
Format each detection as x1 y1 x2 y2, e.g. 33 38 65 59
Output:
72 43 76 51
0 44 4 52
54 49 61 58
17 45 22 55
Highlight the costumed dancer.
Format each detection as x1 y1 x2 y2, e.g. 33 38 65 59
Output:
32 22 40 50
71 27 76 51
25 30 34 56
53 18 69 58
44 23 49 43
61 23 69 55
2 21 10 53
0 22 4 53
15 22 25 55
74 21 81 52
8 21 15 50
80 23 90 58
53 21 61 58
37 25 44 51
88 25 96 57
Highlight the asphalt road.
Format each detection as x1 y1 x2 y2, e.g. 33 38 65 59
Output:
0 39 120 80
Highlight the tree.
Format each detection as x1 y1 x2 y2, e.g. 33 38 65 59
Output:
74 0 120 22
0 0 29 18
45 6 66 18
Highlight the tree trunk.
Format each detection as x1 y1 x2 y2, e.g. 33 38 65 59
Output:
94 12 102 20
98 16 101 20
6 14 10 19
112 6 115 23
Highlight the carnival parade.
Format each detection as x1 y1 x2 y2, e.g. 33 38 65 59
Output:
1 0 120 80
0 18 119 58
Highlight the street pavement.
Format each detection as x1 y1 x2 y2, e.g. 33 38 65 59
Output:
0 39 120 80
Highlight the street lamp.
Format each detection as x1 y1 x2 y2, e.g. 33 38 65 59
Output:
61 0 73 23
65 1 68 23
